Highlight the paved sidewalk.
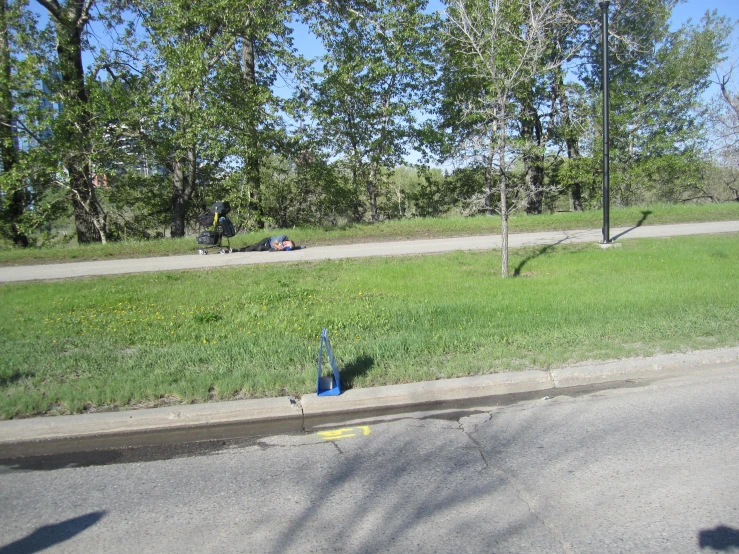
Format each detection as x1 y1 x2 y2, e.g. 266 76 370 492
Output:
1 347 737 458
1 220 738 283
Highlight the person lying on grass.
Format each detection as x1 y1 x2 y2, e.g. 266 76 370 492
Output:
238 235 297 252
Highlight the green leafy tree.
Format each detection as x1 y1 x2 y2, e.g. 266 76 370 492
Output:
116 0 301 236
0 0 34 245
231 2 304 230
580 4 731 205
445 0 576 277
31 0 113 243
306 0 438 222
0 0 71 246
124 0 240 237
433 22 496 215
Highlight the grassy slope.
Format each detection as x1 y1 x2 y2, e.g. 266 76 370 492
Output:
1 233 738 418
1 202 738 266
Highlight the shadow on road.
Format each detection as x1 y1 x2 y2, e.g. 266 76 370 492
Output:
0 511 106 554
611 210 652 241
699 525 739 551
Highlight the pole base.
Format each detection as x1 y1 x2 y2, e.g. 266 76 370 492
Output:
599 241 622 249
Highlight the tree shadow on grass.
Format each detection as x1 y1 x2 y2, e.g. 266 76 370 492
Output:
698 525 739 551
512 236 569 277
0 372 31 388
611 210 652 241
0 511 106 554
340 355 375 389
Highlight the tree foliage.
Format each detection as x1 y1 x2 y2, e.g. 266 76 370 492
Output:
306 0 438 222
0 0 734 253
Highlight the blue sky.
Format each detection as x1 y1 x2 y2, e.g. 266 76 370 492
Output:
289 0 739 59
27 0 738 74
670 0 739 28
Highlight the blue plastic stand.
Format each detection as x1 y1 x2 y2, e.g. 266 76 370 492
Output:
317 328 341 396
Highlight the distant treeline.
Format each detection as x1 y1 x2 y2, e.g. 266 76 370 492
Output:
0 0 737 246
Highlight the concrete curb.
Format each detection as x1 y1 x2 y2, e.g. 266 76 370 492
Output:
0 397 303 459
550 347 739 388
300 370 553 430
1 347 737 458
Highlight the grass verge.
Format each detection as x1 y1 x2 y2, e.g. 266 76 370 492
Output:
1 202 738 266
1 233 738 418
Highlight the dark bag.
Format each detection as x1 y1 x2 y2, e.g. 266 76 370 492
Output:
219 216 236 238
196 230 220 245
199 212 215 228
209 201 231 216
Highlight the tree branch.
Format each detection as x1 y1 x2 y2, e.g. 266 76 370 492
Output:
34 0 61 20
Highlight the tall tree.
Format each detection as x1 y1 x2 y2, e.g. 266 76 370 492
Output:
445 0 576 277
709 28 739 201
307 0 437 222
34 0 109 243
233 1 298 230
120 0 297 236
579 4 730 204
550 70 593 211
127 0 234 237
0 0 66 246
0 0 27 245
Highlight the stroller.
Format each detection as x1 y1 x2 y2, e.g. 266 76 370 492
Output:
196 201 237 255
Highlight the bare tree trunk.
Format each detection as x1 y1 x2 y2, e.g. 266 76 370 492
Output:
349 147 365 222
484 133 494 215
368 162 379 222
70 163 107 244
500 166 509 278
351 164 361 221
521 94 544 215
497 103 509 278
6 192 29 247
560 91 583 211
170 159 186 238
170 147 196 238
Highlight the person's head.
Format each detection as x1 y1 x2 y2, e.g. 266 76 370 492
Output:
283 240 295 251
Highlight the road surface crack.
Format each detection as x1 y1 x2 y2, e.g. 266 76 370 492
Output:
458 416 574 554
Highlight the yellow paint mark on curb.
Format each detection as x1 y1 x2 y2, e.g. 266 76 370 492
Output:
318 426 371 441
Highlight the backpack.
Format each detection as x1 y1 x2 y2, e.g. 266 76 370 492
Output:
219 216 236 238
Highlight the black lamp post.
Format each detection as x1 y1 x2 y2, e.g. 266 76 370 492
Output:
599 0 610 244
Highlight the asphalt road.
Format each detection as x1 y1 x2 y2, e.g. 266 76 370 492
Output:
1 220 738 282
1 365 737 553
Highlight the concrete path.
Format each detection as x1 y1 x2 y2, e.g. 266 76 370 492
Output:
1 220 738 283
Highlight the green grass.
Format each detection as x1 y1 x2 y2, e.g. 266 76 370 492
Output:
1 233 738 419
2 202 738 266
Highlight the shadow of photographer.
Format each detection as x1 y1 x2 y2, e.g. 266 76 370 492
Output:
0 511 106 554
699 525 739 551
